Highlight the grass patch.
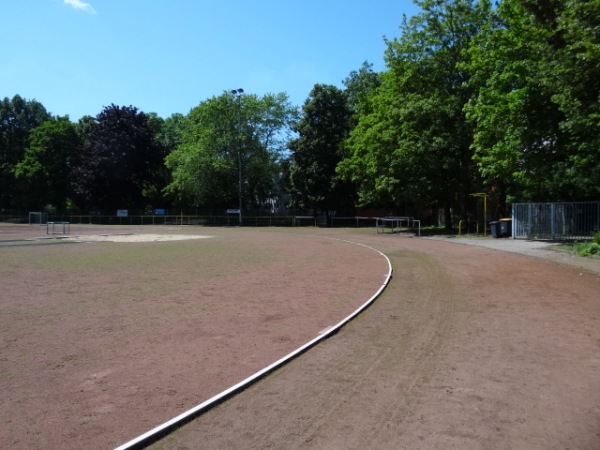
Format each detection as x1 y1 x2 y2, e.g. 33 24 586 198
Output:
557 232 600 257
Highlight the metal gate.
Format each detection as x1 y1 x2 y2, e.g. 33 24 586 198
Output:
512 202 600 240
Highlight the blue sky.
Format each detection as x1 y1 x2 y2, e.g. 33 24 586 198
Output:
2 1 419 121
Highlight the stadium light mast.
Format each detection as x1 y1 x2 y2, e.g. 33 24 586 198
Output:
231 88 244 226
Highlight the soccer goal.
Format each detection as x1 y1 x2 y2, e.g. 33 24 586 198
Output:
46 221 70 235
29 211 48 225
376 216 421 236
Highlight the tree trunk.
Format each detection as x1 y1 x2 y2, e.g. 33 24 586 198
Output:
444 202 453 230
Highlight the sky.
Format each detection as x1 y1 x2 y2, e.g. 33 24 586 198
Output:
2 1 420 121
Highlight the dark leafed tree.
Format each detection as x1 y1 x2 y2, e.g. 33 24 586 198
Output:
0 95 50 208
73 104 167 210
288 84 355 220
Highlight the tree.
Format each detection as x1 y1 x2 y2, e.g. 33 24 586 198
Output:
158 113 186 153
465 0 600 202
339 0 493 227
552 0 600 198
288 84 355 217
165 92 297 212
0 95 50 208
343 61 382 117
73 104 167 210
15 116 81 210
141 112 187 208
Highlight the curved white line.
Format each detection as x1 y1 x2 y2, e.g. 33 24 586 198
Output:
114 237 392 450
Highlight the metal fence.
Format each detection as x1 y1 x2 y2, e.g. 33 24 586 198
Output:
64 214 299 227
0 213 299 227
512 202 600 240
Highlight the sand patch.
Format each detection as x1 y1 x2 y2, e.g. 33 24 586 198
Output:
67 234 213 243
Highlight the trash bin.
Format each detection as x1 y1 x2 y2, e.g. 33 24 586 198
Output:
499 219 512 237
489 221 500 238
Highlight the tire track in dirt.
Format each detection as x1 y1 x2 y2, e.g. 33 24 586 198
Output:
362 250 459 448
150 244 463 449
150 232 600 450
307 252 458 449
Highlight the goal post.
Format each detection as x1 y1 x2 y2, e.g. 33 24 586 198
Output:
376 216 421 236
46 221 70 235
29 212 48 225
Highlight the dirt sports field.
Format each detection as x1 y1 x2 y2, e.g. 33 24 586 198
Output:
1 224 599 449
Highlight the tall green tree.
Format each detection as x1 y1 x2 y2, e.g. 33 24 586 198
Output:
0 95 50 208
288 84 355 217
158 113 186 152
73 104 167 210
552 0 600 197
552 2 600 134
465 0 600 201
141 112 187 208
343 61 382 117
340 0 493 227
14 116 81 210
165 92 296 212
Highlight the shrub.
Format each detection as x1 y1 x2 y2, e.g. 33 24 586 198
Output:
577 242 600 257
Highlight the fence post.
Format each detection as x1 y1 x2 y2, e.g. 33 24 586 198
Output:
550 203 555 240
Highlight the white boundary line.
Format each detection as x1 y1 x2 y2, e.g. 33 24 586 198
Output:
114 237 392 450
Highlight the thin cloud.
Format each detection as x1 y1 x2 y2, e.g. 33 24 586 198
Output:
64 0 97 14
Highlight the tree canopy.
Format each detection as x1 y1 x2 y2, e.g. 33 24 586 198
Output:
15 116 80 210
73 104 167 210
339 0 493 226
288 84 355 215
0 95 50 208
164 91 297 212
2 0 599 220
466 0 600 202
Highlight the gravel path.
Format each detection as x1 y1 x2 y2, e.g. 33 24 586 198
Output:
425 235 600 274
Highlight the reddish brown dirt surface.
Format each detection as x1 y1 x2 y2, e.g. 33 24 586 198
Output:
0 225 389 450
2 225 600 450
149 230 600 450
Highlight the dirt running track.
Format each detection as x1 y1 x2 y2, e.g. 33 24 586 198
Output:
151 230 600 450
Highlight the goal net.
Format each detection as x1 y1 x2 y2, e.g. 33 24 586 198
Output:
29 212 48 225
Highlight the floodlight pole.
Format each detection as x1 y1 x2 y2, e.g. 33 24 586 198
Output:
231 88 244 226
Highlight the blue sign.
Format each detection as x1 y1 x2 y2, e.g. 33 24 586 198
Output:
154 209 166 215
